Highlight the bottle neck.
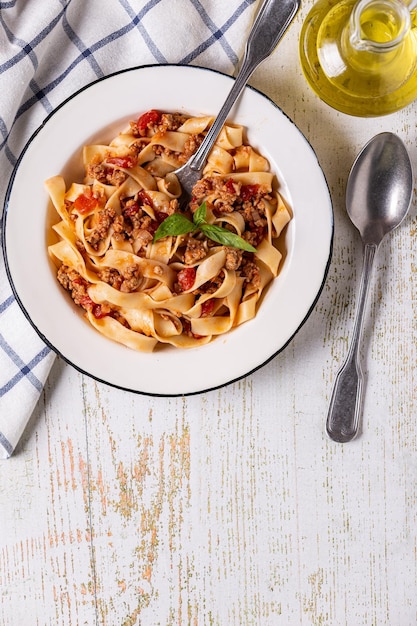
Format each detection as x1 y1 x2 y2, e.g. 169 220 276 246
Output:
349 0 411 53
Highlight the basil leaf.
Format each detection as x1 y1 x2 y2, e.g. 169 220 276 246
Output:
200 224 257 253
153 202 257 253
193 201 207 227
153 214 196 242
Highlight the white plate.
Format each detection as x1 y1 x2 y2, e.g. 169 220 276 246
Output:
3 64 333 396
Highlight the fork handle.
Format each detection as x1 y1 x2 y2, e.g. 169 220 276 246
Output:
190 0 300 172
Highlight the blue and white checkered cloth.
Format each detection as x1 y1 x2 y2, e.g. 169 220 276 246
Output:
0 0 257 457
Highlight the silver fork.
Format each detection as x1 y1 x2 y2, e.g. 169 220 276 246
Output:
173 0 300 208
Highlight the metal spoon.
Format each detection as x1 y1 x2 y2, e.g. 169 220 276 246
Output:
326 132 413 443
173 0 300 207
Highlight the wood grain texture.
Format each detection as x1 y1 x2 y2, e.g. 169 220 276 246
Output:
1 2 417 624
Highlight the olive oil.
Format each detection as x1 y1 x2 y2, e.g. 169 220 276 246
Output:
360 5 402 42
299 0 417 116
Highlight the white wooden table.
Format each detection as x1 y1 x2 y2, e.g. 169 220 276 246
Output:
1 3 417 624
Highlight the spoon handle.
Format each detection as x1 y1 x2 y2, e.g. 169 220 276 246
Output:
326 242 378 442
189 0 300 172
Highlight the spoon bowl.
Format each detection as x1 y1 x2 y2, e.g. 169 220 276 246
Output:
326 132 413 443
346 132 413 244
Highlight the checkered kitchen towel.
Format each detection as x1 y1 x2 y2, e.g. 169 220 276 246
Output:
0 0 258 456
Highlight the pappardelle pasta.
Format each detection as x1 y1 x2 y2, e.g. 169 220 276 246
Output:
46 110 291 352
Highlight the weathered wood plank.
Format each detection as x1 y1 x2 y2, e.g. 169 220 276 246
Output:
1 2 417 624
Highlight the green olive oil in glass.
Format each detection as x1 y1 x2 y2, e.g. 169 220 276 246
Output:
299 0 417 116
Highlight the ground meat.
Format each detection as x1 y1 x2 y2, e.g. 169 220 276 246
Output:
122 198 142 215
75 239 86 252
180 134 204 163
243 221 268 247
98 267 123 290
119 264 141 293
191 177 238 214
87 163 127 186
184 237 207 265
85 207 116 249
152 144 167 157
57 265 76 290
57 265 119 320
57 265 89 306
87 163 107 183
240 259 261 290
107 168 127 186
98 262 142 293
243 229 259 247
167 199 179 216
111 201 158 249
135 214 153 232
160 112 189 131
151 143 183 166
64 260 141 295
134 230 153 251
225 247 243 271
191 177 214 203
130 138 149 154
112 214 126 237
241 204 263 224
240 196 269 229
129 112 189 138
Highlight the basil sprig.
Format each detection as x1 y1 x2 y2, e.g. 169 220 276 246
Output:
153 202 256 253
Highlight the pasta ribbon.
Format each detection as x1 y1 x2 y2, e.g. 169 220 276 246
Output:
47 110 291 352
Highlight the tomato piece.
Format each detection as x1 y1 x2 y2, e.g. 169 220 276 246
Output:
137 109 161 133
225 178 236 194
137 189 153 208
155 210 167 224
106 155 137 168
92 304 109 319
73 193 98 214
72 276 88 287
78 295 109 319
240 184 260 202
177 267 196 292
200 299 215 317
79 295 94 310
123 191 153 218
123 202 139 217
